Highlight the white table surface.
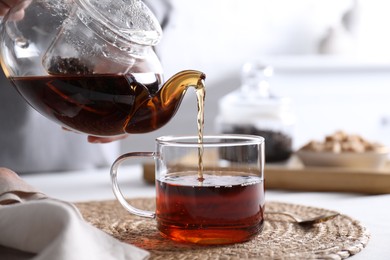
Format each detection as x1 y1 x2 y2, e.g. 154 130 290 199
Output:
23 165 390 260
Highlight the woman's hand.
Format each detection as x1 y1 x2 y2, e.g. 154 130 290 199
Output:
0 0 16 16
0 0 22 16
0 0 29 20
62 127 128 143
87 135 128 143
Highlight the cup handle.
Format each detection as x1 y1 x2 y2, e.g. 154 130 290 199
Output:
110 152 156 219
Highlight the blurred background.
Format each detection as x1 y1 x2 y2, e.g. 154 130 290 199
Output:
122 0 390 153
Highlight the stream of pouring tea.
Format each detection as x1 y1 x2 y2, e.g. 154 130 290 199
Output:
195 79 206 182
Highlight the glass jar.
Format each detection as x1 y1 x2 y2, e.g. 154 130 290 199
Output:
215 62 294 162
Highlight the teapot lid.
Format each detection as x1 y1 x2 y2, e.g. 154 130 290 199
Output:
74 0 162 46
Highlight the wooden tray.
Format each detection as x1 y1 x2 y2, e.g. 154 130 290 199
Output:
143 156 390 194
265 156 390 194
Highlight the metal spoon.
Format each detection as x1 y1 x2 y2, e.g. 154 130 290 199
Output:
266 211 340 226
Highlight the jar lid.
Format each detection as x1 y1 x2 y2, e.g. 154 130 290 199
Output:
218 62 293 120
74 0 162 46
218 90 293 118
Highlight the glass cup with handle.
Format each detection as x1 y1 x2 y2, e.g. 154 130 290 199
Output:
110 134 265 245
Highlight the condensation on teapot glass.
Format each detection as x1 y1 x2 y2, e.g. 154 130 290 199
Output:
42 0 163 75
0 1 206 137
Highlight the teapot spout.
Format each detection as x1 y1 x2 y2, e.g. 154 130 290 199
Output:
125 70 206 133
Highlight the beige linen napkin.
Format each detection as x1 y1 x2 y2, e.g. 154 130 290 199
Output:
0 167 150 260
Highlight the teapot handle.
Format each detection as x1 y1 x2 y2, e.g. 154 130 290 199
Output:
1 17 29 49
0 1 31 48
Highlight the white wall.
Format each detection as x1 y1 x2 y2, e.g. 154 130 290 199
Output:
158 0 355 79
267 56 390 148
121 0 390 153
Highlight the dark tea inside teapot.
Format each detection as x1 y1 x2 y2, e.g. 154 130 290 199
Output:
0 0 205 136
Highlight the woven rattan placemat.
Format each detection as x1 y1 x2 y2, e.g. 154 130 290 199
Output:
75 198 370 260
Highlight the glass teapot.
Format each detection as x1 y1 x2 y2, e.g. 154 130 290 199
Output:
0 0 205 136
